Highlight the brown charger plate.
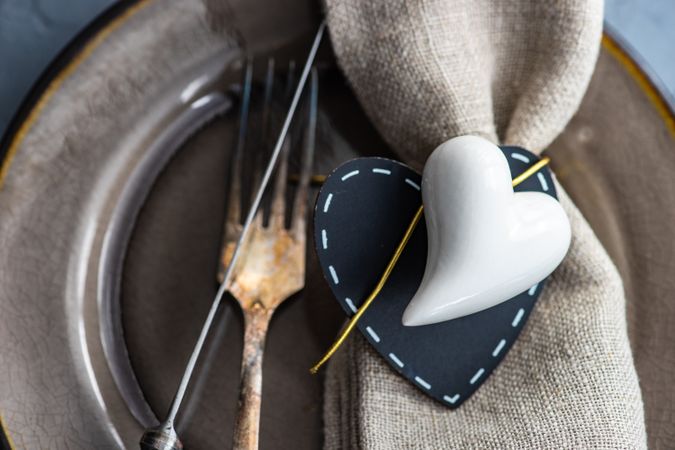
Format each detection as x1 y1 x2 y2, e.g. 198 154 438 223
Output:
0 0 673 448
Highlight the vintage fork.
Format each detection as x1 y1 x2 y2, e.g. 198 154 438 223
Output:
220 60 318 450
138 23 325 450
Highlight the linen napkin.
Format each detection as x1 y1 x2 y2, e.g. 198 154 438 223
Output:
323 0 647 448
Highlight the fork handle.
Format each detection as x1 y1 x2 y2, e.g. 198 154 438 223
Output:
233 306 273 450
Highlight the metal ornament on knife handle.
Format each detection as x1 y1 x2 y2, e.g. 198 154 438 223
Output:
139 21 326 450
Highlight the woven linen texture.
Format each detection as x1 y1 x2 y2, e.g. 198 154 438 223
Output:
323 0 647 448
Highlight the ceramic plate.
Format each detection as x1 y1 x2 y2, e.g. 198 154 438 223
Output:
0 0 673 448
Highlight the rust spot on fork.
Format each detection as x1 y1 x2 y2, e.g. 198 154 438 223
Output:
223 224 305 310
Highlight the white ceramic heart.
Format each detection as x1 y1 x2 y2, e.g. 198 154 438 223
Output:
402 135 571 326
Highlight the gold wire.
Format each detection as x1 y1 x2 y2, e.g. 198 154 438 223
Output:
289 174 327 185
510 156 551 188
310 204 425 374
309 156 551 374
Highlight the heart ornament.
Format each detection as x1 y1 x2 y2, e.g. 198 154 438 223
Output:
313 135 570 407
404 136 571 326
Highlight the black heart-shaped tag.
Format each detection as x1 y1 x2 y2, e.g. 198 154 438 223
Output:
313 146 557 407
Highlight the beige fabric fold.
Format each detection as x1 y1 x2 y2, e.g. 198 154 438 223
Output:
323 0 647 447
326 0 604 166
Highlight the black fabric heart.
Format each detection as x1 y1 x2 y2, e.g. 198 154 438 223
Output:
313 147 557 407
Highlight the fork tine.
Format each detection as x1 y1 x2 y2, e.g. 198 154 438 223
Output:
292 67 318 237
228 59 252 228
251 58 275 191
261 58 275 134
269 135 291 229
219 60 253 279
284 60 296 102
268 62 298 229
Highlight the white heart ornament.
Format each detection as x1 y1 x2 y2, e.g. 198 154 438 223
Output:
402 135 571 327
